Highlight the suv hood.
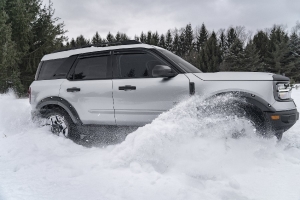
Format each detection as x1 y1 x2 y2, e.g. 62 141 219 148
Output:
193 72 274 81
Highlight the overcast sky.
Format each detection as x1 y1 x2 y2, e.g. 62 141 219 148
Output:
44 0 300 41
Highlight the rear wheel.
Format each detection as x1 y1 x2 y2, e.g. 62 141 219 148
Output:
40 107 80 141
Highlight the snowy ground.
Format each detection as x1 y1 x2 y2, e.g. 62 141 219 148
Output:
0 89 300 200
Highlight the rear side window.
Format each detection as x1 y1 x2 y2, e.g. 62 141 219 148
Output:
115 52 169 78
73 56 108 80
37 58 67 80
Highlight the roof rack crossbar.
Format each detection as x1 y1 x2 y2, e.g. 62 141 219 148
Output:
53 40 142 53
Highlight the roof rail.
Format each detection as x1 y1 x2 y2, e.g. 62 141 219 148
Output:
53 40 142 53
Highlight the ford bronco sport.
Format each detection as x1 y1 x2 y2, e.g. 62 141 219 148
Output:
29 40 299 141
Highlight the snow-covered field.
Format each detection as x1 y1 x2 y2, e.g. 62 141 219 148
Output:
0 89 300 200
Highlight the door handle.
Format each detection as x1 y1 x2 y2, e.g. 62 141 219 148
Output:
67 87 81 92
119 85 136 91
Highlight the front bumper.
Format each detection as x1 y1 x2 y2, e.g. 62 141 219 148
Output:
265 109 299 132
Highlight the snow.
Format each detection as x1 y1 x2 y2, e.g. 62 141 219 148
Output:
0 89 300 200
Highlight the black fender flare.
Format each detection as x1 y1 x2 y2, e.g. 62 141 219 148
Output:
35 96 82 125
207 91 276 112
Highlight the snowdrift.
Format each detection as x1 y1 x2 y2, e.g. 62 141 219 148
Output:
0 89 300 200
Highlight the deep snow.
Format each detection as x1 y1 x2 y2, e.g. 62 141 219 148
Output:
0 89 300 200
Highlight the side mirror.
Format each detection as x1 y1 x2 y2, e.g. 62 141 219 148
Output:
152 65 177 78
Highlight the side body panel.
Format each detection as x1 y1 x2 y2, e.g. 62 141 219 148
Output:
30 79 66 108
59 80 115 125
186 73 297 112
112 74 190 126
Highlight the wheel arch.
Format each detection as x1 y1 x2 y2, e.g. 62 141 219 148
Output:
35 96 82 125
206 91 276 113
204 91 275 136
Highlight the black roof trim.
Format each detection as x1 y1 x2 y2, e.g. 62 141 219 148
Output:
53 40 142 53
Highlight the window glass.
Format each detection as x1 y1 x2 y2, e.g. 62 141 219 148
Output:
74 56 108 80
53 55 77 78
157 48 202 73
38 58 66 80
35 62 43 80
116 53 168 78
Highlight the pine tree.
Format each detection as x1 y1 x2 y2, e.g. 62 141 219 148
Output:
198 31 221 72
70 38 76 47
92 31 102 44
106 32 115 42
6 0 66 93
165 29 173 51
140 32 146 43
120 33 129 41
253 31 269 59
253 30 269 70
178 30 186 56
289 26 300 82
196 23 208 52
184 23 194 54
146 31 152 44
222 37 244 71
172 30 180 55
76 35 89 47
0 0 23 94
226 27 237 50
115 32 121 42
243 40 264 71
219 27 238 70
218 29 226 62
151 31 159 46
5 0 38 56
290 32 300 56
198 49 207 72
5 0 36 92
265 26 292 74
159 34 166 48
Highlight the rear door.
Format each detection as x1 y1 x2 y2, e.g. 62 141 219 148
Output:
112 49 190 126
60 51 116 125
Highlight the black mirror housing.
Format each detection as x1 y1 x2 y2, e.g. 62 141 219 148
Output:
152 65 177 78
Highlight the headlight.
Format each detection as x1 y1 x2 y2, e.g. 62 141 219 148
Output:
277 83 292 100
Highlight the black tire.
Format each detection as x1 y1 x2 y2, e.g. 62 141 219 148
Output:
200 95 274 138
239 103 273 137
274 130 283 140
40 107 80 141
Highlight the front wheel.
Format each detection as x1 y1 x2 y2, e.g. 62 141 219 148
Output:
240 104 274 138
200 96 275 139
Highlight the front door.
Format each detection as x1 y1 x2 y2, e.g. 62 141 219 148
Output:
112 49 190 126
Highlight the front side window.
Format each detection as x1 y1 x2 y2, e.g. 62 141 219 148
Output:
157 48 202 73
115 52 169 78
73 56 108 80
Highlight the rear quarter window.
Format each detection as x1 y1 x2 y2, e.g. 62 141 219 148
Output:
35 62 43 80
37 58 67 80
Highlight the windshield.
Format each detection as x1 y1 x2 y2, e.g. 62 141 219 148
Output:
157 48 202 73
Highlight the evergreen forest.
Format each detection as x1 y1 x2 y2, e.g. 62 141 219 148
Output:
1 0 300 95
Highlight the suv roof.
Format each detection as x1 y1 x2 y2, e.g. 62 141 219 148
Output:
42 41 154 61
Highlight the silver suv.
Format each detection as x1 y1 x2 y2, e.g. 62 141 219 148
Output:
29 40 299 141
